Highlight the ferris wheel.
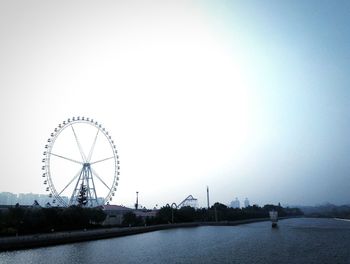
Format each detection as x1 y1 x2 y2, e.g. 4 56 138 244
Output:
42 117 120 207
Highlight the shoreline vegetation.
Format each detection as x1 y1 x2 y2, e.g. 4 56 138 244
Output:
0 203 302 235
0 203 304 251
0 218 289 251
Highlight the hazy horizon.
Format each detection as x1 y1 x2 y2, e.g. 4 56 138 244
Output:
0 1 349 208
0 189 348 208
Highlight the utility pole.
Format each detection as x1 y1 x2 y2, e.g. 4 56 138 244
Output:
171 203 177 224
135 191 139 210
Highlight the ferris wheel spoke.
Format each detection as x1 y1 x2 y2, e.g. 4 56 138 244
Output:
87 128 99 162
90 156 115 165
58 168 83 196
50 152 83 165
91 168 111 191
71 124 87 162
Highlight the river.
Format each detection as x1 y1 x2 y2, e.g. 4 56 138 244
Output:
1 218 349 264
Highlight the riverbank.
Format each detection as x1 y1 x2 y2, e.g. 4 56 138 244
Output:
335 217 350 222
0 218 277 251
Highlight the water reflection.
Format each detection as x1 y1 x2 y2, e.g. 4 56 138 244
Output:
1 218 350 264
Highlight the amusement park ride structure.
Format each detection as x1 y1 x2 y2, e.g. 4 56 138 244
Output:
42 117 120 207
177 195 198 208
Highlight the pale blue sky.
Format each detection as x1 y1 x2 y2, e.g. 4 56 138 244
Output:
201 0 350 205
0 1 349 207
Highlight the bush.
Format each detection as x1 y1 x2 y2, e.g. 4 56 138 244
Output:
0 206 107 236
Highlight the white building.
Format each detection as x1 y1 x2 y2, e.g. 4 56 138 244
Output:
18 193 40 205
0 192 17 205
230 197 240 208
244 198 250 207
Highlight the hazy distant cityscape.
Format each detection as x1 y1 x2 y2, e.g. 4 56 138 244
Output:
0 192 106 207
0 191 253 210
0 192 61 206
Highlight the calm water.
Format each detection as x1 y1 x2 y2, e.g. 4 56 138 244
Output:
1 218 350 264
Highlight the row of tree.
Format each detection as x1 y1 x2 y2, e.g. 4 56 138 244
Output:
299 204 350 218
0 203 303 235
0 205 106 236
122 203 303 226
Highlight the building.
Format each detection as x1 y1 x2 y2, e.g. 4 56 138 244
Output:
18 193 40 205
244 198 250 208
101 204 132 225
101 205 158 226
230 197 240 208
0 191 87 207
0 192 17 205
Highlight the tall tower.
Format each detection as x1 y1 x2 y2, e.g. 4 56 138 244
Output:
135 191 139 210
207 186 210 209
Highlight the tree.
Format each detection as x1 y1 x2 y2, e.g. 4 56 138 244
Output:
177 206 196 222
211 202 228 211
156 206 172 224
7 207 25 234
87 208 106 224
122 212 143 226
122 212 136 226
77 184 88 207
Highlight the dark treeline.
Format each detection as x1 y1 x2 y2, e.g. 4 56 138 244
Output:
0 205 106 236
299 204 350 219
1 203 303 235
123 203 303 227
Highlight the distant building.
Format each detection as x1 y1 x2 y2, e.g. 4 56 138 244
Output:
244 198 250 208
230 197 240 208
17 192 54 206
0 191 92 207
18 193 39 205
0 192 17 205
101 204 133 225
101 205 158 226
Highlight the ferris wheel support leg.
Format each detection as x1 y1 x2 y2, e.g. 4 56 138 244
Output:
89 167 99 206
69 167 84 206
86 166 99 207
58 168 83 196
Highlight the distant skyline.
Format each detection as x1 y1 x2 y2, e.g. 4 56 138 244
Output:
0 1 349 208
